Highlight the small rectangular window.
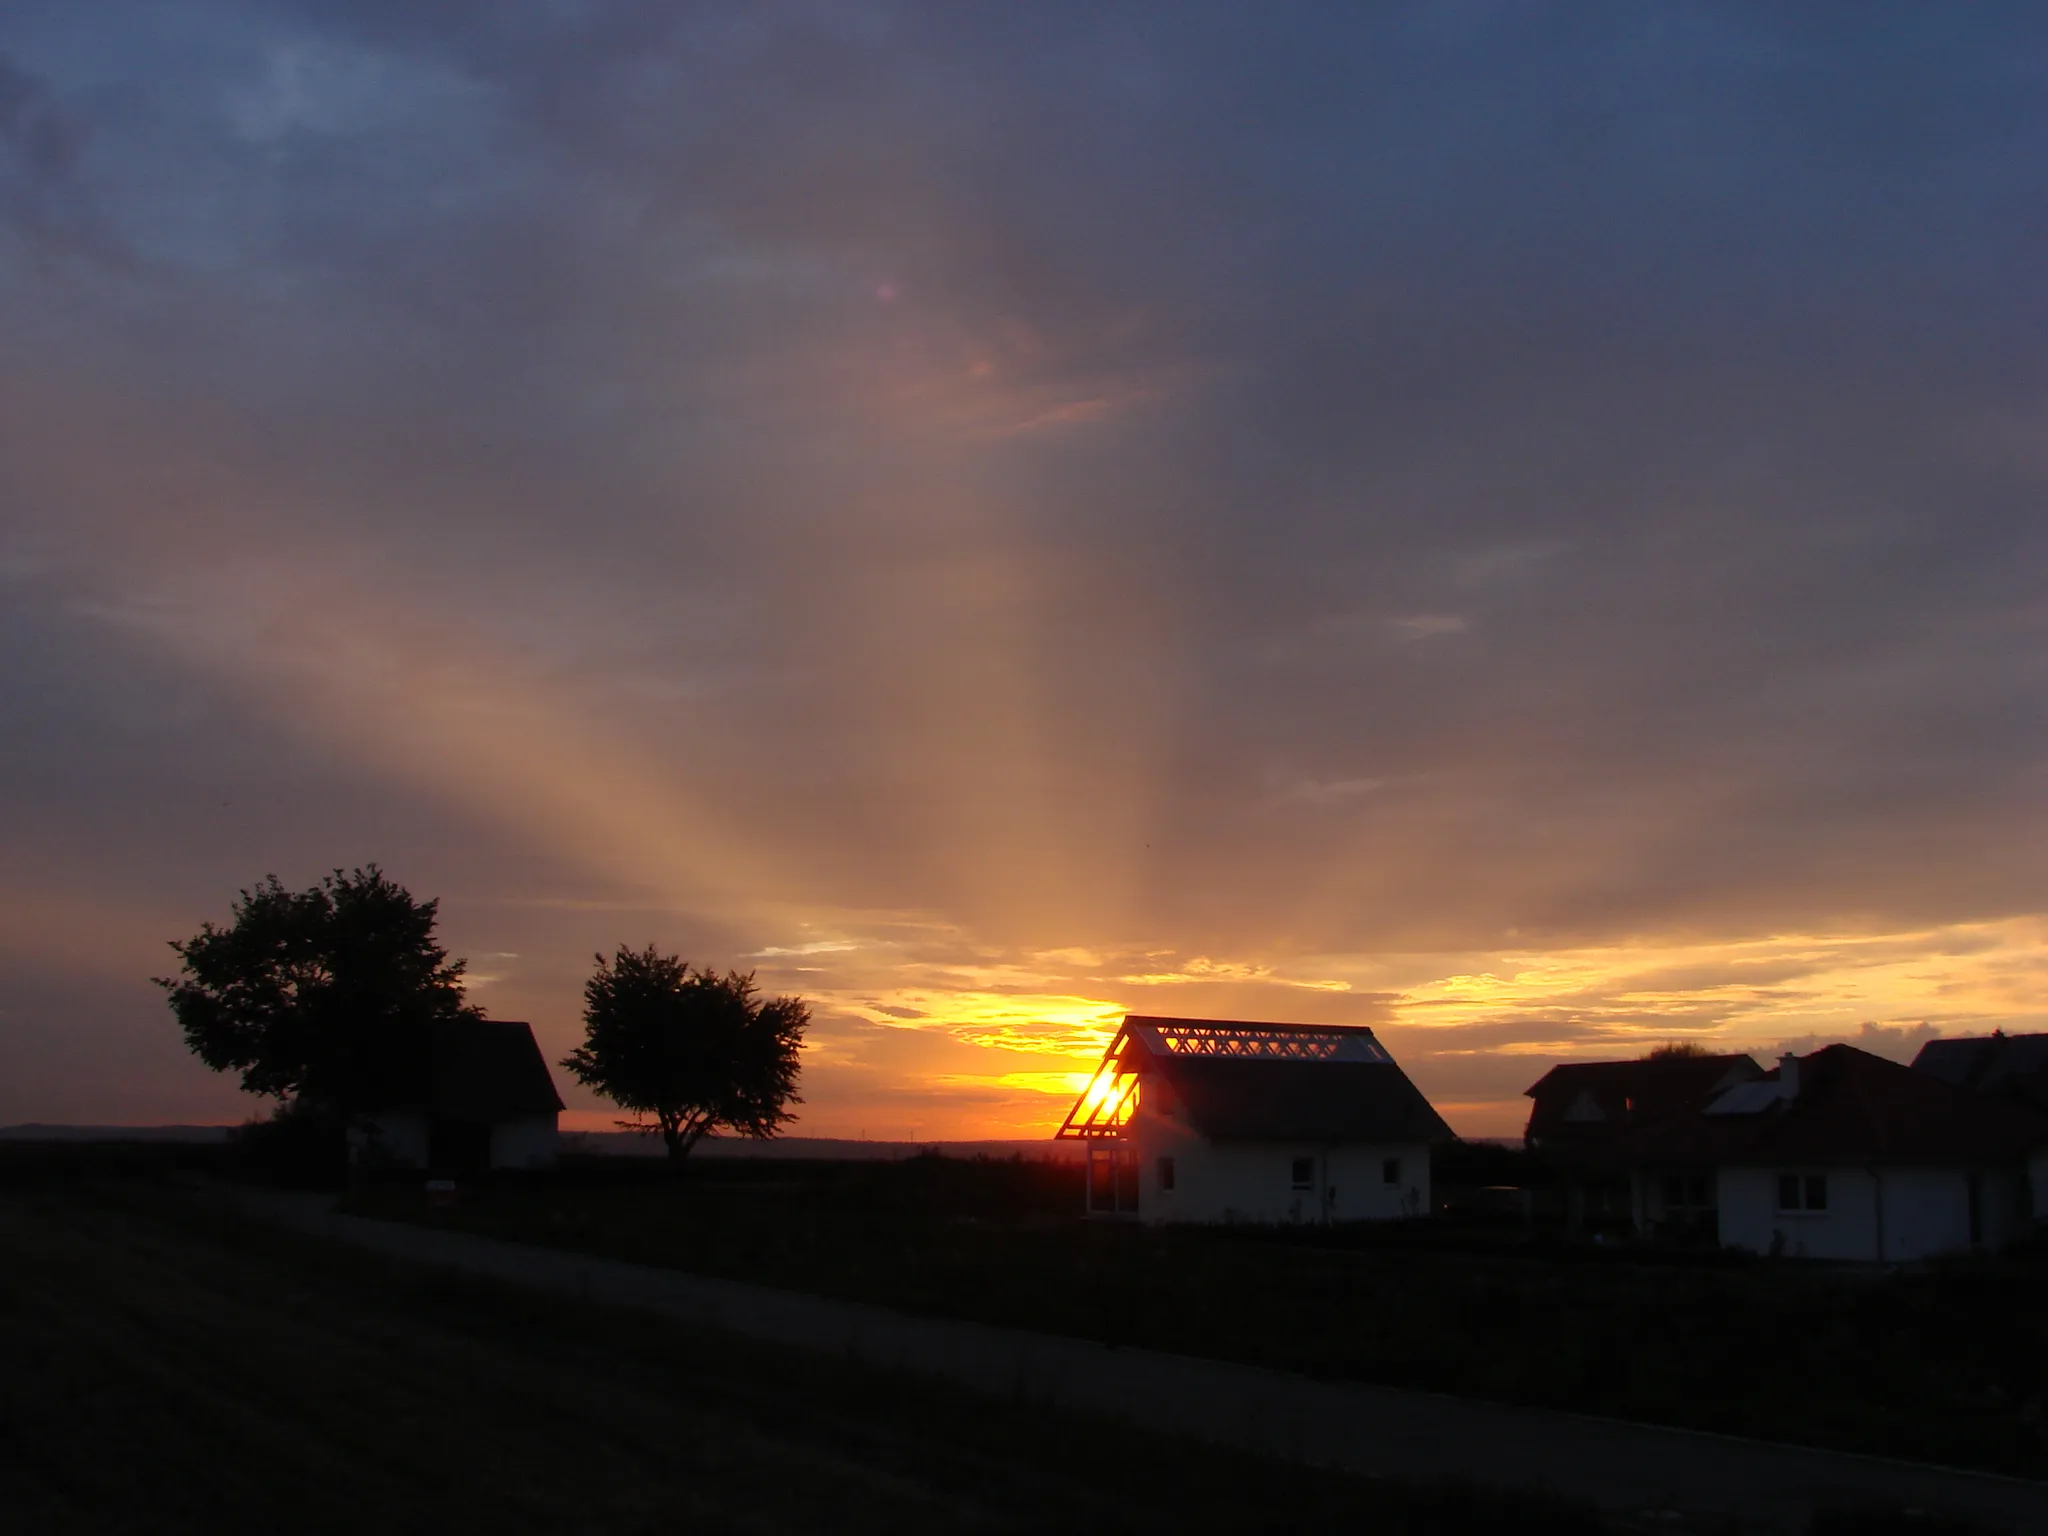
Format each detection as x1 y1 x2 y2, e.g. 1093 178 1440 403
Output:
1157 1156 1175 1192
1688 1176 1709 1208
1291 1156 1314 1189
1382 1157 1401 1185
1776 1173 1828 1212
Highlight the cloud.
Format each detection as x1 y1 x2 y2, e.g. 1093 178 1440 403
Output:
1764 1019 1946 1066
0 47 125 265
1385 614 1468 642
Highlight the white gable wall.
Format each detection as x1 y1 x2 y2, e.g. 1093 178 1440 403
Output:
1129 1110 1429 1224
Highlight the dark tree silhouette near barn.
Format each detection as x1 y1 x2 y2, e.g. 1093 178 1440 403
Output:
157 866 479 1117
563 947 808 1163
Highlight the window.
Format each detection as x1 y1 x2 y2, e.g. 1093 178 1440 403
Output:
1776 1172 1828 1212
1291 1156 1315 1190
1382 1157 1401 1185
1157 1156 1176 1192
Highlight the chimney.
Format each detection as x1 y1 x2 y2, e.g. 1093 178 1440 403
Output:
1777 1053 1800 1102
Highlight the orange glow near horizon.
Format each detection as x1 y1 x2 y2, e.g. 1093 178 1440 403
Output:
11 301 2047 1145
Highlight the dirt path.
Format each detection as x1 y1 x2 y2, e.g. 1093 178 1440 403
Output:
234 1189 2048 1534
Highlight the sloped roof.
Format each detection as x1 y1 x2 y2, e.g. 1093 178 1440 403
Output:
1523 1054 1764 1145
1058 1015 1452 1143
1913 1034 2048 1115
362 1017 565 1120
1618 1045 2048 1167
1149 1054 1454 1143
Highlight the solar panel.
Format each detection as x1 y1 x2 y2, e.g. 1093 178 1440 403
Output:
1704 1080 1784 1116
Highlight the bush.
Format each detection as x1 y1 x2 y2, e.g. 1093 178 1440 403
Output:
230 1097 348 1187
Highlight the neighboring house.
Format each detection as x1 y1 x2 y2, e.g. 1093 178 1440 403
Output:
1912 1032 2048 1222
352 1017 565 1173
1056 1015 1453 1224
1522 1053 1765 1233
1618 1045 2048 1260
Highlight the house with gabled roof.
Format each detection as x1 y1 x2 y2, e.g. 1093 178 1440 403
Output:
1523 1053 1765 1233
351 1017 565 1173
1055 1015 1453 1223
1913 1032 2048 1225
1617 1045 2048 1260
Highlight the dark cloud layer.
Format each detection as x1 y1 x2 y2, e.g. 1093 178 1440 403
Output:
3 3 2046 1133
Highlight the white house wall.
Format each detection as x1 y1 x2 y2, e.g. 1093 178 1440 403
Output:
490 1115 560 1170
354 1113 430 1169
1717 1164 2025 1262
351 1112 559 1171
1129 1111 1428 1224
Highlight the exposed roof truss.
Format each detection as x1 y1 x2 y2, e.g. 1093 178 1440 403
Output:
1131 1019 1391 1063
1055 1053 1138 1139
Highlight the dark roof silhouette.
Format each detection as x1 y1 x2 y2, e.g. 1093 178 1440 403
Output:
1523 1054 1764 1147
1913 1033 2048 1115
1149 1054 1454 1143
1061 1015 1453 1143
362 1018 564 1120
1618 1045 2048 1167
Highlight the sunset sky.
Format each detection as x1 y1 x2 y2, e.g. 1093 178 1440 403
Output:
4 5 2046 1139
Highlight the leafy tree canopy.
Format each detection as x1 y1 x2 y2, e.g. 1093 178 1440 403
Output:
1648 1040 1712 1059
562 947 807 1162
158 866 477 1112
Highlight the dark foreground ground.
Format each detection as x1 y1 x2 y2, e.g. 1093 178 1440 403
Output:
0 1171 1608 1535
342 1153 2048 1481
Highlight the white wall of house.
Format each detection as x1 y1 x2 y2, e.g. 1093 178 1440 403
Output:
350 1113 559 1171
490 1115 560 1170
1716 1164 2028 1261
1129 1110 1429 1224
353 1112 430 1169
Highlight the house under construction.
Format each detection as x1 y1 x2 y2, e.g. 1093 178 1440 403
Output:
1056 1015 1453 1222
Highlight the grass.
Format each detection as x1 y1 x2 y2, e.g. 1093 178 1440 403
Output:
340 1153 2048 1480
0 1162 1609 1536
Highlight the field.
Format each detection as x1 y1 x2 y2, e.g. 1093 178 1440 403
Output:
344 1152 2048 1480
0 1152 1605 1536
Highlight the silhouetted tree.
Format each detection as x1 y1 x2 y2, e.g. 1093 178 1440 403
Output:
562 947 807 1163
1648 1040 1711 1059
157 866 478 1115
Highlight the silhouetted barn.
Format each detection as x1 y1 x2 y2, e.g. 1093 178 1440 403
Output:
1056 1016 1452 1223
352 1017 564 1173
